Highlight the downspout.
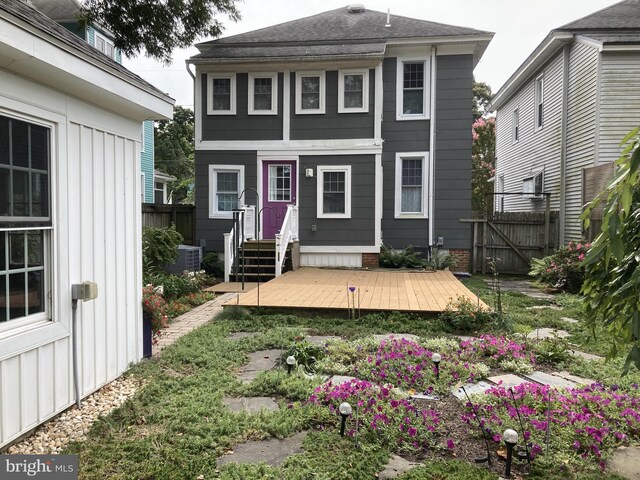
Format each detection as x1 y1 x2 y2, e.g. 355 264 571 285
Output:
559 44 570 245
71 298 80 408
428 46 437 248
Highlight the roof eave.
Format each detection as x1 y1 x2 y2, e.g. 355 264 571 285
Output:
489 31 574 111
187 52 385 66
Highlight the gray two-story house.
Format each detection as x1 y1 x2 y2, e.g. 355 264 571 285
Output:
188 5 492 275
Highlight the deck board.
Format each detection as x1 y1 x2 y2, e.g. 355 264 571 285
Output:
224 268 488 313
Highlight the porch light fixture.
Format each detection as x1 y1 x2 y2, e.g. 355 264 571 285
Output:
503 428 518 478
431 353 442 380
339 401 353 436
286 355 296 374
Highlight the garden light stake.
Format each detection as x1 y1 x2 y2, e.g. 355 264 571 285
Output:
509 388 531 463
462 386 492 465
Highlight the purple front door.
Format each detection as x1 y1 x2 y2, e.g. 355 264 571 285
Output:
262 160 297 239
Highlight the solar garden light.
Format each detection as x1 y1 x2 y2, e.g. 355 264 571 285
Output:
431 353 442 380
339 402 353 436
286 355 296 375
503 428 518 478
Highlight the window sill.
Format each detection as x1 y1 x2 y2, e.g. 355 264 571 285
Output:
207 110 236 116
394 213 428 220
248 111 278 116
317 214 351 219
396 114 429 121
209 212 235 219
295 109 325 115
338 108 369 114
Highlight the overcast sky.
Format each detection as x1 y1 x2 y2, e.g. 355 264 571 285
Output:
123 0 618 107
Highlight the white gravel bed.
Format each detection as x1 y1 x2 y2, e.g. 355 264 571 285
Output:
5 375 146 455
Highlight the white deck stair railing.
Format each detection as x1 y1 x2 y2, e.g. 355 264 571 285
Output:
223 206 256 282
275 205 299 277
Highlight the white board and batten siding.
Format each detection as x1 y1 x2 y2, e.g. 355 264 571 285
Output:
0 69 143 448
598 51 640 164
564 41 599 241
495 50 565 214
301 253 362 268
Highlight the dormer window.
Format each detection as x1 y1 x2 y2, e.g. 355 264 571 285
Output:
295 72 325 114
248 73 278 115
207 73 236 115
94 31 115 60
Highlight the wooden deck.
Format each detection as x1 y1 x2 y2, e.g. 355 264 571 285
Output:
223 268 488 313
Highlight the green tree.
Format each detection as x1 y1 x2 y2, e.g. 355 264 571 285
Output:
472 117 496 214
581 127 640 373
155 106 195 204
80 0 241 63
473 80 493 120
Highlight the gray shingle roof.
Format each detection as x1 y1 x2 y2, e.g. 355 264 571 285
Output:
558 0 640 30
581 32 640 44
196 5 491 56
28 0 82 23
1 0 167 97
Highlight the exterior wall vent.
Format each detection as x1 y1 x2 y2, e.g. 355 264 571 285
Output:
347 4 365 13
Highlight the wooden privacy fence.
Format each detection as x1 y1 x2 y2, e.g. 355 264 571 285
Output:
462 210 559 275
142 204 196 245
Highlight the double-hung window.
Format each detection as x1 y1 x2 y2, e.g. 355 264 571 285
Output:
0 113 51 330
395 153 429 218
317 166 351 219
248 73 278 115
397 58 430 120
535 75 544 130
338 70 369 113
209 165 244 218
208 73 236 115
94 31 116 60
295 72 325 114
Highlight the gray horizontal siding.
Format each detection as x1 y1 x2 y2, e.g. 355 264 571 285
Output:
434 54 473 250
195 150 258 252
298 155 375 246
201 73 283 141
290 70 375 140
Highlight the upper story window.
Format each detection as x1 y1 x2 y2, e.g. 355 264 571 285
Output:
209 165 244 218
513 109 520 142
338 70 369 113
94 31 115 60
295 72 325 114
395 152 429 218
396 58 430 120
0 113 51 331
207 73 236 115
535 75 544 130
248 73 278 115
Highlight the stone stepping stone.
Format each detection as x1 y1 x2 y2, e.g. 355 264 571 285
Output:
305 335 341 346
569 349 604 362
238 349 281 383
526 328 570 340
379 455 422 479
485 279 555 300
373 333 419 343
560 317 579 324
524 371 577 389
487 374 530 389
222 396 279 414
552 371 596 385
526 305 563 311
452 381 492 400
607 446 640 479
217 431 306 468
323 375 357 386
227 332 259 341
410 393 440 401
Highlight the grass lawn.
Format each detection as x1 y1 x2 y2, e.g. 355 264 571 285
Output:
66 275 639 479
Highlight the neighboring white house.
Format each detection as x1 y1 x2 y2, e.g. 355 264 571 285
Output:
490 0 640 243
0 0 174 448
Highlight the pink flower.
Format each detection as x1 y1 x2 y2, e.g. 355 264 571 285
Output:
446 439 456 449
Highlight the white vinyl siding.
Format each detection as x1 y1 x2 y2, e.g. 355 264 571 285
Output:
565 41 599 240
598 51 640 164
495 50 564 215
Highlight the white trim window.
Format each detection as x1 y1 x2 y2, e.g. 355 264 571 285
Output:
513 109 520 142
535 75 544 130
94 31 115 60
207 73 236 115
338 69 369 113
295 72 326 114
209 165 244 218
395 152 429 218
0 113 52 332
248 73 278 115
396 58 430 120
317 165 351 219
523 170 544 199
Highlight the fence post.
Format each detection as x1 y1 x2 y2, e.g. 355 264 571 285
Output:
471 221 478 273
482 221 487 275
544 195 551 255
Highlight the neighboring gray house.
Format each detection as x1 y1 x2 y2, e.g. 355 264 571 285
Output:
491 0 640 243
188 5 492 274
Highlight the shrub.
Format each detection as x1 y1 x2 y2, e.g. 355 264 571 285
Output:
202 251 224 278
438 296 498 334
142 225 183 275
142 285 168 331
145 271 200 300
282 341 326 374
425 248 457 270
379 244 426 269
530 336 572 365
529 241 591 293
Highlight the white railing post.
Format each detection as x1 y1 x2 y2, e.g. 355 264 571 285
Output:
223 232 232 282
275 233 283 277
292 205 299 241
244 205 256 240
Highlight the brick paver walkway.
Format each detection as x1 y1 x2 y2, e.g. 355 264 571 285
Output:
153 292 237 355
